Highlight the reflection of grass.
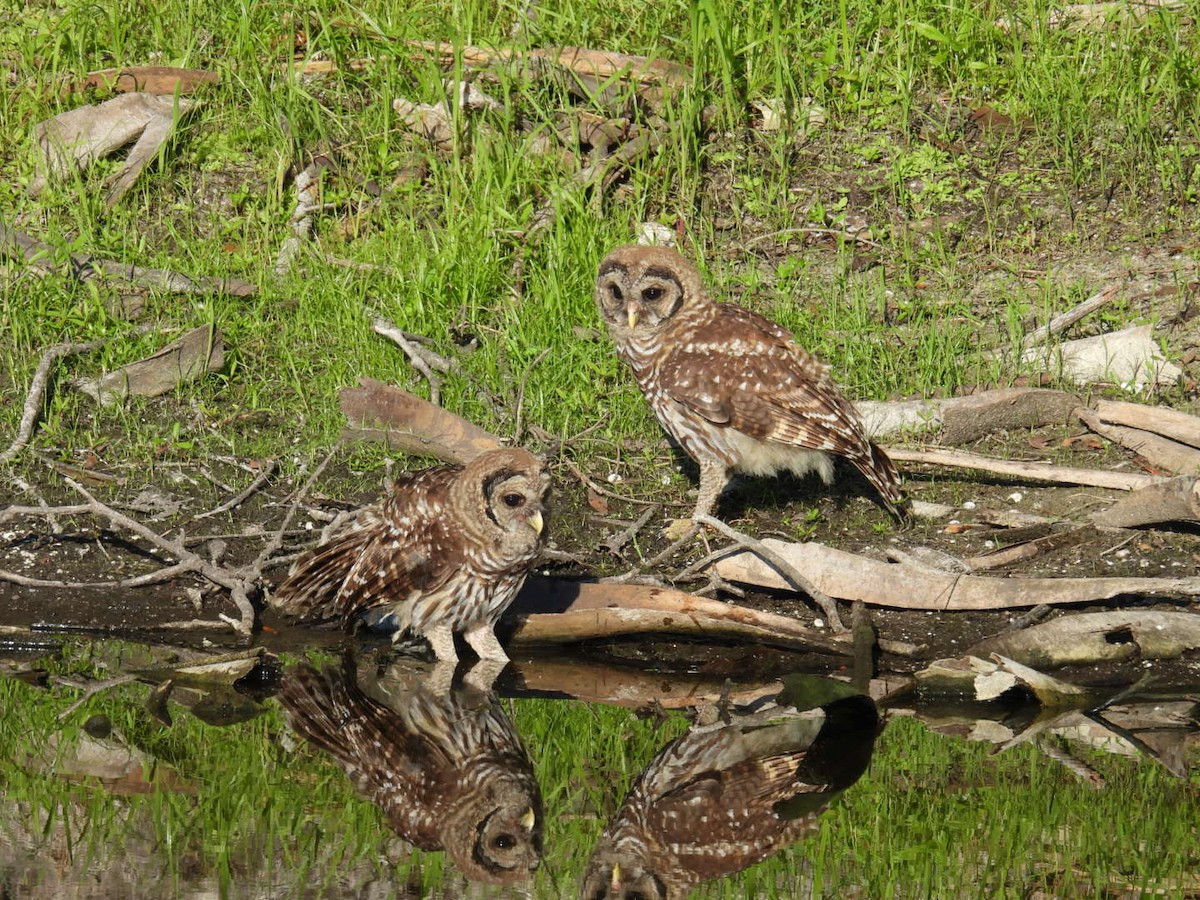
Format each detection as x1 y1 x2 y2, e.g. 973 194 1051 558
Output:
2 642 1198 896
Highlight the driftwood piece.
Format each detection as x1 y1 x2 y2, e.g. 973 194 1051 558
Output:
968 611 1200 667
31 92 195 207
504 577 853 656
885 446 1163 490
1077 408 1200 475
1020 324 1182 389
0 219 257 296
913 654 1088 705
72 325 224 405
65 66 219 96
1089 476 1200 528
712 537 1200 611
1093 399 1200 450
1025 285 1122 349
856 388 1079 443
339 379 502 464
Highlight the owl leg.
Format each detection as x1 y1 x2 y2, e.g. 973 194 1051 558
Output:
664 460 727 540
462 622 510 663
423 623 459 663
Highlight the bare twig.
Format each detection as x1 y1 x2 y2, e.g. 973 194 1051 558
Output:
599 503 661 555
1025 285 1121 349
57 478 257 635
254 444 341 574
52 674 139 721
1 337 110 467
195 459 277 519
558 454 675 507
694 514 845 631
373 317 444 405
886 446 1163 491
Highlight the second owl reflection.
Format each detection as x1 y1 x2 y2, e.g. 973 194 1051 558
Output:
277 655 544 887
583 685 880 900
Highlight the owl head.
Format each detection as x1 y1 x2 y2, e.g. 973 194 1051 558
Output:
454 448 551 555
443 777 543 884
595 245 707 343
582 849 674 900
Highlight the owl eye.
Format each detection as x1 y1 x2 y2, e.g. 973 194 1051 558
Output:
501 493 525 509
641 286 664 302
609 283 624 301
490 832 516 850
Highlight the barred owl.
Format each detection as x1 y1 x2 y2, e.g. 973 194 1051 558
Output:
271 448 550 663
277 656 543 885
595 245 909 530
581 690 879 899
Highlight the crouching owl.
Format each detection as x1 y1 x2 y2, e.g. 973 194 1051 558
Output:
277 654 543 886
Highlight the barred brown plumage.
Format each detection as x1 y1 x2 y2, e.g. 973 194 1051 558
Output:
278 656 543 886
594 245 909 531
270 448 550 663
581 691 879 899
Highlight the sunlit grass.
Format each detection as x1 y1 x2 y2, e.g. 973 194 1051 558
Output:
3 0 1198 483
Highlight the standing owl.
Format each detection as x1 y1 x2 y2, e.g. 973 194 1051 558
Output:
271 448 550 664
277 656 543 886
581 688 879 899
595 245 909 530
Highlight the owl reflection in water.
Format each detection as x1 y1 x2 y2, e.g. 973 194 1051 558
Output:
582 689 879 900
277 656 543 886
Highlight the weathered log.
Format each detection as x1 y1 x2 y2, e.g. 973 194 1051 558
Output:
338 379 503 464
967 610 1200 667
712 537 1200 610
1078 408 1200 475
504 577 852 655
1090 476 1200 528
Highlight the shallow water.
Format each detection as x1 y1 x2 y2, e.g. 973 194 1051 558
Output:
1 633 1198 898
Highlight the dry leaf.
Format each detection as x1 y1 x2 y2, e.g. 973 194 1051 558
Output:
73 325 224 405
32 92 195 207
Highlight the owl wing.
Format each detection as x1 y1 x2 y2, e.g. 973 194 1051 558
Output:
661 304 874 458
272 466 460 623
277 662 455 849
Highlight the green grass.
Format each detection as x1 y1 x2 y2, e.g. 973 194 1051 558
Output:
3 0 1199 485
2 642 1197 897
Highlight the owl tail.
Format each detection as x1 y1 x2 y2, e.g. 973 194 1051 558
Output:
859 442 911 523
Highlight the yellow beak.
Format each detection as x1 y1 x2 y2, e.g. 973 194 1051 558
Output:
519 807 536 830
528 510 544 535
611 863 622 890
626 306 639 329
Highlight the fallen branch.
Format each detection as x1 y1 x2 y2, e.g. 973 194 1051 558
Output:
1 337 110 466
3 479 258 635
339 378 502 464
712 537 1200 611
0 219 257 296
72 325 225 405
372 318 447 406
64 65 219 96
968 610 1200 667
1089 476 1200 528
694 514 846 632
1092 399 1200 450
1077 407 1200 476
856 387 1079 443
504 576 852 655
1025 285 1122 349
885 446 1164 491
